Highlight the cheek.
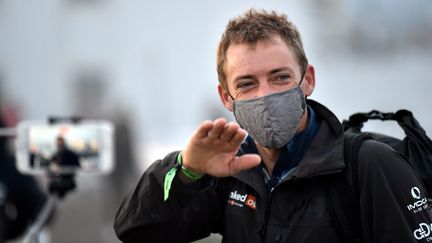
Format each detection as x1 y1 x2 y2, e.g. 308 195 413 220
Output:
224 95 234 111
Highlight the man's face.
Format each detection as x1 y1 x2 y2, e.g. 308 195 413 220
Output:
218 35 314 111
57 138 65 150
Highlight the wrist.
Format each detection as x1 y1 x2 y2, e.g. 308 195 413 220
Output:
177 152 204 181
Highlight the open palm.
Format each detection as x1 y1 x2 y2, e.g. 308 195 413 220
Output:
182 118 261 177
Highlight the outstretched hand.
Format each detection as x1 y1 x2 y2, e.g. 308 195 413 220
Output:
182 118 261 177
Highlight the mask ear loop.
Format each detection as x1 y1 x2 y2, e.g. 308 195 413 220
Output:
298 66 310 113
226 88 235 101
298 67 307 87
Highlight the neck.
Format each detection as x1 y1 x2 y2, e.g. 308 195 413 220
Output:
256 144 280 176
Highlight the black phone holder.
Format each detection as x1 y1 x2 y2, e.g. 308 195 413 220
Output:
24 116 82 243
47 173 76 199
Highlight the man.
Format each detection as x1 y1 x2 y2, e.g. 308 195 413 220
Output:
114 9 431 242
51 136 80 168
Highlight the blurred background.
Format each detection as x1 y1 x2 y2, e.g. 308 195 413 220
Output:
0 0 431 242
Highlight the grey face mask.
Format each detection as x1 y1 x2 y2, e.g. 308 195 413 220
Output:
233 86 306 148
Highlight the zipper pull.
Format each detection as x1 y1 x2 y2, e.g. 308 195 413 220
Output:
268 177 279 192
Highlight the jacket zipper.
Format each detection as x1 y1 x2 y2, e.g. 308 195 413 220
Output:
274 234 281 243
261 190 273 242
261 177 279 242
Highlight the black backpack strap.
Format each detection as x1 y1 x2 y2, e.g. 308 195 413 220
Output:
326 131 370 243
344 131 370 197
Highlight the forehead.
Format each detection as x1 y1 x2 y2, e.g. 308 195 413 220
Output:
225 36 300 81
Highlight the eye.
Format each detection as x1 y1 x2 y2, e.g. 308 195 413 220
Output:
236 81 255 90
276 74 291 81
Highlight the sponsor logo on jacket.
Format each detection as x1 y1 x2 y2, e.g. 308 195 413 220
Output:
227 190 256 210
407 187 428 213
413 222 432 241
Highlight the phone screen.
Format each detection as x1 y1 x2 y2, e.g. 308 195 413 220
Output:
15 120 114 175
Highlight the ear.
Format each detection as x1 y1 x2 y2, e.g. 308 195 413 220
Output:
217 84 233 112
301 64 316 97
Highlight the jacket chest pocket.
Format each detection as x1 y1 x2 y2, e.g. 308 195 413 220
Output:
269 182 333 226
264 185 340 242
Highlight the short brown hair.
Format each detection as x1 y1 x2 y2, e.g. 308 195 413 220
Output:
216 8 308 91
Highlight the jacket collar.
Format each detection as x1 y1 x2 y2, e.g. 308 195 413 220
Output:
290 99 345 179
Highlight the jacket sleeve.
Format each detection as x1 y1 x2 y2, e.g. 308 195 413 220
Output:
113 151 222 243
358 140 432 243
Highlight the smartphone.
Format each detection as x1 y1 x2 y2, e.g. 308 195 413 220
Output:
15 119 114 175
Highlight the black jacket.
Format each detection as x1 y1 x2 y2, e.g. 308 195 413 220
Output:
114 100 431 243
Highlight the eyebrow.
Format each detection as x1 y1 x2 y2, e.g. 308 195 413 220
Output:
269 67 294 75
233 74 255 82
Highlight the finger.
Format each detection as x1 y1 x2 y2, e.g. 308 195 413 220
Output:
230 128 247 146
229 154 261 175
219 122 240 142
207 118 227 139
195 120 213 139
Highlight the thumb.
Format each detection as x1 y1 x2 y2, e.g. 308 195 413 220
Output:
229 154 261 175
